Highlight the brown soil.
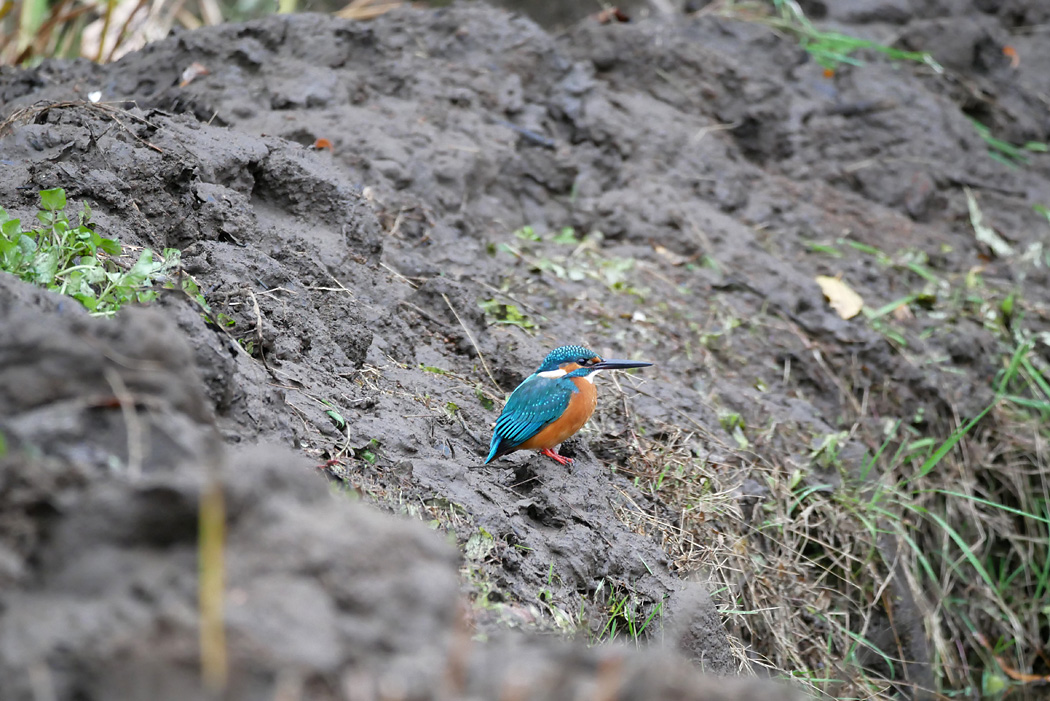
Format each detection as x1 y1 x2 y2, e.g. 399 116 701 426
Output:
1 1 1048 699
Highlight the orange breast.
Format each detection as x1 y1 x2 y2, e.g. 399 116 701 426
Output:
518 377 597 451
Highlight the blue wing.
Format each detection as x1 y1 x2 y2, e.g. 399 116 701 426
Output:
485 374 577 463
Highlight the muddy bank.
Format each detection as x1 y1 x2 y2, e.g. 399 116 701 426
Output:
1 0 1049 698
0 291 795 699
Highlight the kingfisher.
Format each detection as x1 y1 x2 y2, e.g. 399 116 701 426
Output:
485 345 653 465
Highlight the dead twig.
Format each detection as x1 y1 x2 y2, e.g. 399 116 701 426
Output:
441 292 502 394
103 365 145 480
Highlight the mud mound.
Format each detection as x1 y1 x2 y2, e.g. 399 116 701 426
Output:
2 0 1049 698
0 285 796 700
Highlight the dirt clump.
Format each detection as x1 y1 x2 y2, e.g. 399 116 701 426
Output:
0 283 795 699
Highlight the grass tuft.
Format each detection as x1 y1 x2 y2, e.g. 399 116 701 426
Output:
712 0 943 73
599 335 1050 698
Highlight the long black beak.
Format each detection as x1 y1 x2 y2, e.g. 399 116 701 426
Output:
592 358 653 371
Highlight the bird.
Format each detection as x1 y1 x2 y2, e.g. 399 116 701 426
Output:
485 345 653 466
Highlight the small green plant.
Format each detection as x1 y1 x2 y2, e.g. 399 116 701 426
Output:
591 579 663 644
0 189 177 317
320 399 347 430
1035 204 1050 226
353 438 380 464
722 0 943 72
513 225 541 242
551 226 579 245
718 411 750 450
474 384 494 411
177 275 213 313
969 118 1048 168
479 298 535 330
809 430 849 470
537 561 557 603
465 528 496 562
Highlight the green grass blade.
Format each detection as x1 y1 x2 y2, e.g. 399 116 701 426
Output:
924 490 1050 526
910 405 993 482
18 0 50 53
922 510 995 589
997 341 1031 395
1020 356 1050 400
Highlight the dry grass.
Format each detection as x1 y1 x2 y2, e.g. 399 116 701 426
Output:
334 0 403 21
600 341 1050 700
2 0 221 64
0 0 403 65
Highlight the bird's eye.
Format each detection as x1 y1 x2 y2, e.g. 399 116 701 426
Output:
577 357 588 365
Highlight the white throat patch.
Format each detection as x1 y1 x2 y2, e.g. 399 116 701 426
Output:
581 370 602 383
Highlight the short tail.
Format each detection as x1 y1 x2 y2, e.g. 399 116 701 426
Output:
485 437 512 464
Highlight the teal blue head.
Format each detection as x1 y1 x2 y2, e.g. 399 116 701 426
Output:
535 345 652 377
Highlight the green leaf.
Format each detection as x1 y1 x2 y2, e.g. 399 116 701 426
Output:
1 217 21 238
126 249 157 284
80 262 104 285
17 233 36 255
160 248 181 270
323 400 347 429
479 298 535 329
98 237 122 256
39 188 66 212
514 226 540 241
0 227 25 268
0 236 17 264
178 276 212 313
64 270 86 295
32 246 60 284
552 227 579 244
80 226 102 250
1000 293 1015 319
465 529 496 561
475 385 494 411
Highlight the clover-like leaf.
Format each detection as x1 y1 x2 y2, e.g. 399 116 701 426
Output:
40 188 67 212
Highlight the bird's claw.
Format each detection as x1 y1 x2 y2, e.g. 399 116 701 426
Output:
540 448 573 466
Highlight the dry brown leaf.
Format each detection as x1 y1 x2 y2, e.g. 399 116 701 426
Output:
593 7 629 23
1003 45 1020 69
179 62 210 87
815 275 863 319
652 244 688 266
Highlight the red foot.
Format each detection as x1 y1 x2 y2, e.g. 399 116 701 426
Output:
540 448 573 466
